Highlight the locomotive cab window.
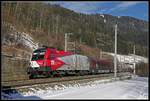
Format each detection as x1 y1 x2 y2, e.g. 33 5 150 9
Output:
31 54 45 60
33 48 46 53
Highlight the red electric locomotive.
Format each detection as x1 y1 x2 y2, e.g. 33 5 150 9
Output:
27 46 114 78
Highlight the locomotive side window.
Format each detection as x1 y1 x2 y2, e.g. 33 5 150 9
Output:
50 54 55 59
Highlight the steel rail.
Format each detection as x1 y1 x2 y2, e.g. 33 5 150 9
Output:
2 72 131 91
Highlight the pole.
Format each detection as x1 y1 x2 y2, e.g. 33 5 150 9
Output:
74 37 77 69
100 49 102 59
133 45 136 75
65 33 67 52
114 24 117 78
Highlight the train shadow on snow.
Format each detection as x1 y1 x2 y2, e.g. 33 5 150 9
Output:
2 86 42 100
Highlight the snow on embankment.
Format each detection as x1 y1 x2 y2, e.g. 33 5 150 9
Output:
16 32 38 50
2 23 38 51
2 75 148 99
27 76 148 99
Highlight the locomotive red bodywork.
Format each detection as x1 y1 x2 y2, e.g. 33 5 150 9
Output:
28 47 115 78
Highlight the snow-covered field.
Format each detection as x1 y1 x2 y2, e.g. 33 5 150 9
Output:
2 76 148 100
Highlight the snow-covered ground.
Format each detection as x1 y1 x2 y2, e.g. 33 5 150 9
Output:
2 76 148 100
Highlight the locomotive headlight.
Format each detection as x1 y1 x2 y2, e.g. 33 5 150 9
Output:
30 61 40 67
30 62 33 67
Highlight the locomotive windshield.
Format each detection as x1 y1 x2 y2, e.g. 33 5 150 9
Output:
31 54 45 60
33 48 46 53
31 48 46 60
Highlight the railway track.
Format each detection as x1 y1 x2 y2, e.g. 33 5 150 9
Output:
2 72 132 91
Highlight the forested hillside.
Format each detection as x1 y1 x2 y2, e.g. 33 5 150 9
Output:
1 2 148 57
